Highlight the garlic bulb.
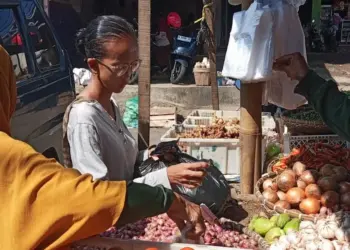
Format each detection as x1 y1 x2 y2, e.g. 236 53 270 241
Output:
333 240 344 250
300 221 316 230
287 231 301 245
301 228 318 242
317 219 339 239
322 239 335 250
305 239 321 250
335 228 346 242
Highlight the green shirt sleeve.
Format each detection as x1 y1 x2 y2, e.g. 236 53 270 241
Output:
116 182 175 227
295 70 350 141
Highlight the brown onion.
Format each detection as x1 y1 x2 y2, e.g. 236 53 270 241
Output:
339 182 350 194
284 169 297 179
293 161 306 177
262 189 279 203
318 176 338 192
320 164 336 177
333 166 349 182
305 184 322 199
300 170 319 185
263 178 278 191
297 178 307 190
275 200 291 209
320 191 340 208
341 193 350 206
299 198 321 215
277 191 287 201
277 171 296 192
286 187 305 206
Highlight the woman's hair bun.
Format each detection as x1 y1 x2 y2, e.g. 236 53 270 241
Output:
75 28 87 57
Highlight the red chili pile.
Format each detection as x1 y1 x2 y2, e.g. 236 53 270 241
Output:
101 214 258 249
272 143 350 173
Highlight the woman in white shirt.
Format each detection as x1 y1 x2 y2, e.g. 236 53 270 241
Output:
63 15 207 189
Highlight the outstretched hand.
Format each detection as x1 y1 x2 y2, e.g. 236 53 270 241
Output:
167 193 205 242
273 52 309 81
167 162 209 189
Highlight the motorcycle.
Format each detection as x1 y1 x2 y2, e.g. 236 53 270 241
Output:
170 31 198 84
321 20 338 52
307 20 325 52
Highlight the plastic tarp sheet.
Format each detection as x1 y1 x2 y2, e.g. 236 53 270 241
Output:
0 1 36 39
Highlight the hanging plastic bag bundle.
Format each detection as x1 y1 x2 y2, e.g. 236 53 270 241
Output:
222 0 274 82
222 0 308 110
266 0 307 110
137 141 231 215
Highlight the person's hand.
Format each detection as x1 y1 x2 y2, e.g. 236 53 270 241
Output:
167 162 208 189
167 193 205 242
273 52 309 81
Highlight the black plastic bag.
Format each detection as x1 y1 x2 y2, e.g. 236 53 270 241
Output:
138 141 231 215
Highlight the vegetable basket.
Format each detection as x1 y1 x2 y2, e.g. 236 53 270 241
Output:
280 106 333 135
255 172 319 222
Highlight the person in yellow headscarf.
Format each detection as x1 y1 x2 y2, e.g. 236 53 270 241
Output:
0 46 204 249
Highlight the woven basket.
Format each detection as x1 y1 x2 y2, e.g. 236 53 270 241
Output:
281 108 332 135
193 67 210 86
255 172 318 222
220 218 270 250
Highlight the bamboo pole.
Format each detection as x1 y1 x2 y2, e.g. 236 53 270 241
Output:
138 0 151 150
203 0 219 110
240 0 263 194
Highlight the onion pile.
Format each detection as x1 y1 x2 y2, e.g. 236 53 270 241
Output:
263 162 350 215
100 214 258 249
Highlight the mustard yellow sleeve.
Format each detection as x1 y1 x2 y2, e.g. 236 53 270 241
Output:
1 134 126 250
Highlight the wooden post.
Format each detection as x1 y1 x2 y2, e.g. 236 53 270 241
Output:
203 0 219 110
138 0 151 150
240 0 262 194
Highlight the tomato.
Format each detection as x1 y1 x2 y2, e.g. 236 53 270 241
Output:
180 248 195 250
291 148 301 156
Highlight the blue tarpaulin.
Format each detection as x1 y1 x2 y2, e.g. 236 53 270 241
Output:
0 1 36 39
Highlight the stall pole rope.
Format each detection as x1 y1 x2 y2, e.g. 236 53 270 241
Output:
240 0 263 194
203 0 219 110
138 0 151 150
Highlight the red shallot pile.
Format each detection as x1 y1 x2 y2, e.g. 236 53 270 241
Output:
99 214 258 249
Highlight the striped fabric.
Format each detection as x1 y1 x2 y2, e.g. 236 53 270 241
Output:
62 96 95 168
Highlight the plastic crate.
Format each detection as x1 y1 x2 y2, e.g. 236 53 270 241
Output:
283 133 350 154
183 113 276 133
160 126 266 175
188 109 239 117
188 109 271 118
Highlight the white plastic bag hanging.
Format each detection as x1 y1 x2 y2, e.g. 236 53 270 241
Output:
222 1 274 82
222 0 307 109
266 0 307 109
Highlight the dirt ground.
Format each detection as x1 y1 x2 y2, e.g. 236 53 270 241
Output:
219 184 264 227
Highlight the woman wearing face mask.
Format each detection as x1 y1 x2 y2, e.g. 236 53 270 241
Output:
63 15 208 189
0 45 204 249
